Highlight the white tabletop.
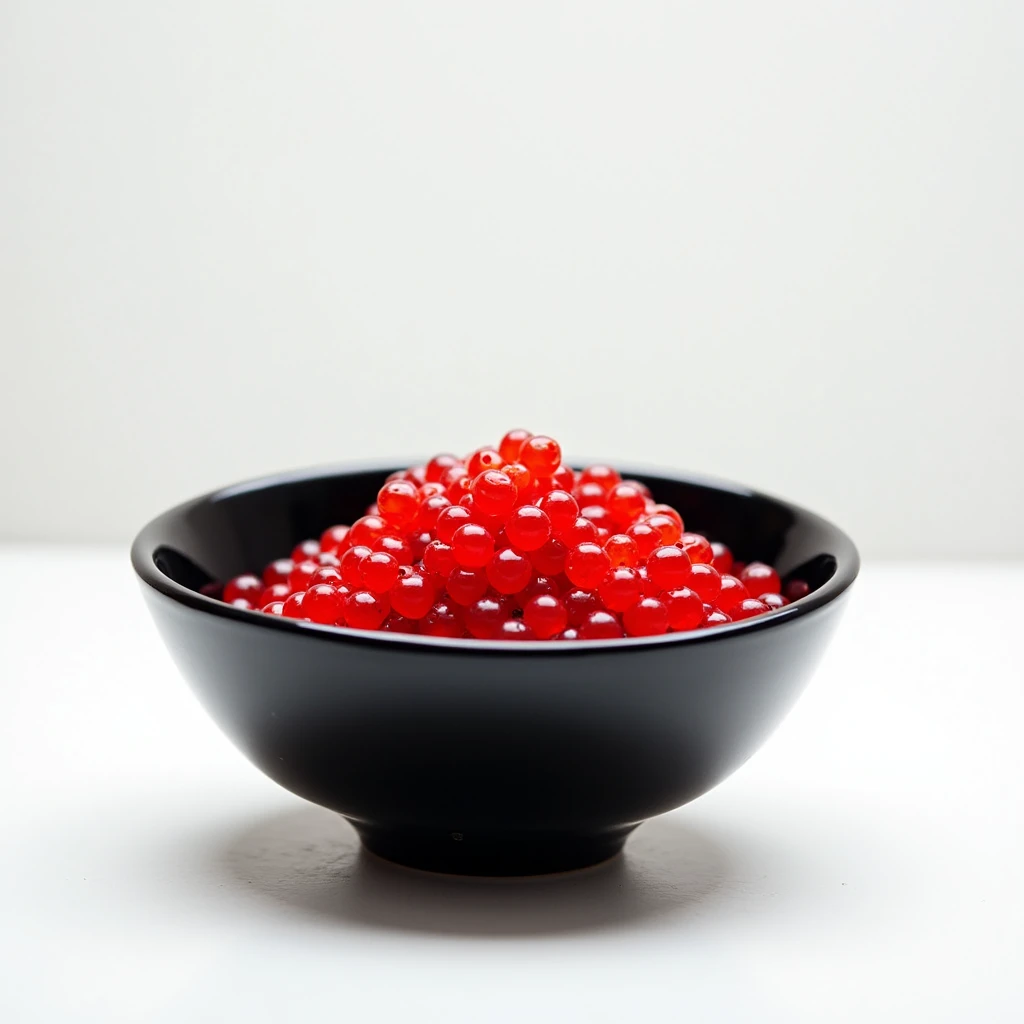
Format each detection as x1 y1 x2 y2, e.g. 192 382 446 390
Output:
1 546 1021 1023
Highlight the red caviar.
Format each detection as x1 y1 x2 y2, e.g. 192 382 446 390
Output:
221 431 801 639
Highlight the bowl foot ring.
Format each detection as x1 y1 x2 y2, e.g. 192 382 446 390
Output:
351 822 637 878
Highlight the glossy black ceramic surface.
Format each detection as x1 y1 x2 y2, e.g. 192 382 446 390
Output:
132 462 858 876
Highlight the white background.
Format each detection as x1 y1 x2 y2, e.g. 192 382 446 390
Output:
2 1 1022 555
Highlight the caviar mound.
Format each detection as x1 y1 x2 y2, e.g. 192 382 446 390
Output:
218 431 807 640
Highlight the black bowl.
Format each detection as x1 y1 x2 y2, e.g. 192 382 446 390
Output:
132 462 858 876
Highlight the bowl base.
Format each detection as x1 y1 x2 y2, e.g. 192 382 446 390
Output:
351 822 637 877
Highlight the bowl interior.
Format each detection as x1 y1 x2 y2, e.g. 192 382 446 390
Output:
145 464 848 601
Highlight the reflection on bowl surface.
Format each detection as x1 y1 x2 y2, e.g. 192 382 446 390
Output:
132 462 858 875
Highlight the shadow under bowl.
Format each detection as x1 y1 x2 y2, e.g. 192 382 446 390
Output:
132 461 858 876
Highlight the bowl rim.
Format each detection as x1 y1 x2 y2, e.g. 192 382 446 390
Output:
131 458 860 655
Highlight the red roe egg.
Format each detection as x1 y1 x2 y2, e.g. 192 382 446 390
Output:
710 542 733 575
662 587 703 631
304 583 344 624
377 480 421 529
389 573 435 619
307 567 343 589
425 453 460 483
514 574 559 608
604 533 639 567
501 462 533 500
607 483 647 526
259 582 292 606
518 435 562 477
523 594 569 639
418 483 446 502
320 525 351 555
360 551 400 594
472 469 517 518
645 513 682 546
579 505 612 532
578 610 624 639
740 562 781 600
291 539 320 562
409 531 432 563
415 494 452 533
339 546 372 587
466 447 504 477
348 515 389 548
530 537 568 577
563 588 601 626
499 429 532 464
262 559 294 586
579 465 621 492
646 546 691 591
538 490 579 536
435 504 473 544
223 574 263 605
686 563 722 604
499 619 535 640
505 505 552 551
562 516 600 548
451 524 495 569
420 599 463 638
423 540 458 578
731 598 772 621
486 548 533 595
458 493 505 536
626 521 662 561
565 542 612 590
443 465 473 502
575 481 608 508
552 464 576 491
445 567 489 606
622 597 670 637
289 560 321 592
649 503 681 527
464 595 506 639
281 591 308 619
345 590 390 630
374 533 414 565
598 566 643 612
716 574 749 614
679 533 713 564
638 565 659 597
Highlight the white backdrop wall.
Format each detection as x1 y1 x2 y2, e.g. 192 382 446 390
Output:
1 1 1022 556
